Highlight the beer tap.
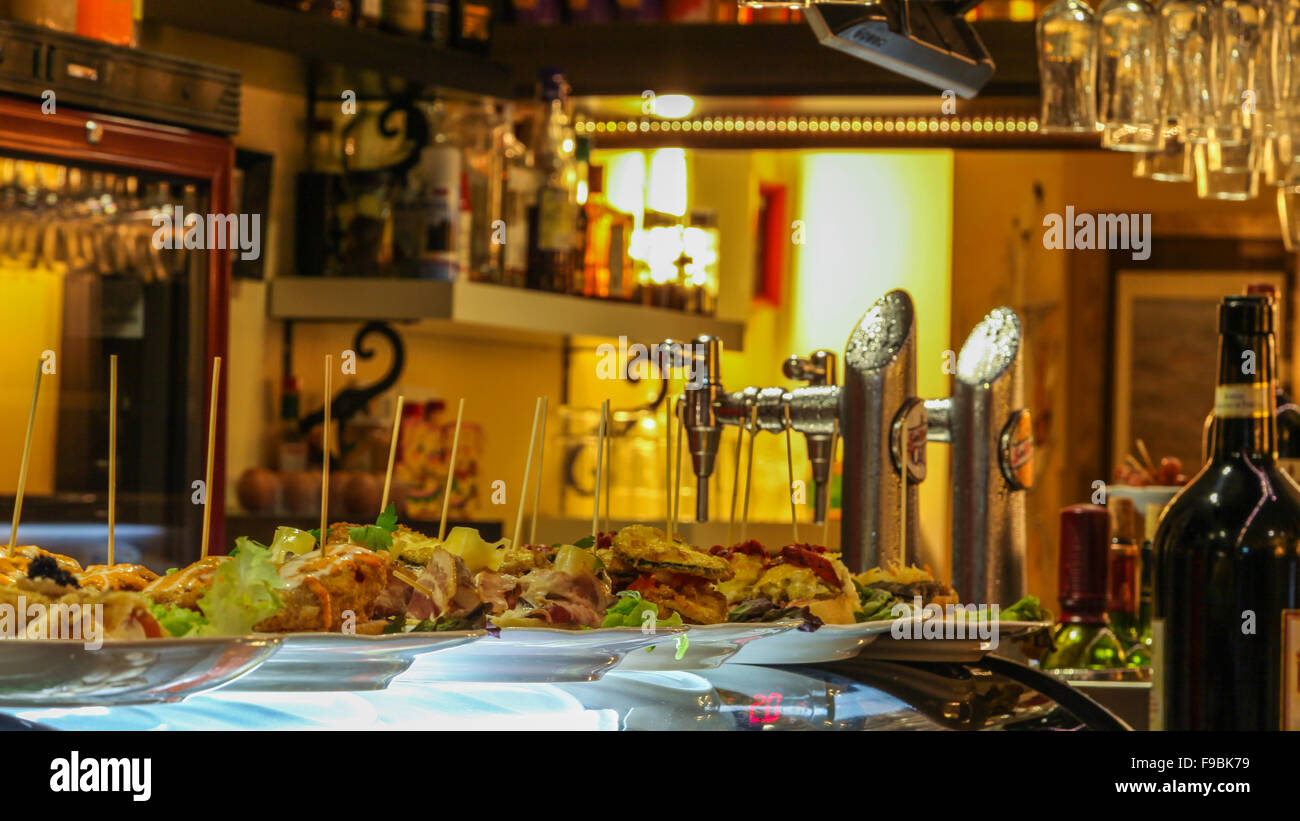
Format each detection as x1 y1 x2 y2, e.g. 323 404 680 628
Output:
782 350 838 524
679 289 923 572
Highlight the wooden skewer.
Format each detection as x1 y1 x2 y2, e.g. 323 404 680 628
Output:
107 355 118 567
1135 438 1158 476
8 357 44 554
602 409 612 537
199 357 221 560
664 396 673 539
391 565 437 600
740 403 758 543
671 397 684 539
379 395 406 516
438 397 465 542
512 397 544 547
319 355 332 554
823 416 838 549
592 399 608 544
784 403 799 544
529 396 548 546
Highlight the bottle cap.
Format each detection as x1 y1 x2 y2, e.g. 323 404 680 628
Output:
1220 294 1272 335
1058 503 1111 622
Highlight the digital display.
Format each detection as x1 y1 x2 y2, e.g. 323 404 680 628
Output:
748 692 783 724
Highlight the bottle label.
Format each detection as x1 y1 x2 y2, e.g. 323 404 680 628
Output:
1214 384 1270 418
1285 610 1300 731
1149 617 1165 731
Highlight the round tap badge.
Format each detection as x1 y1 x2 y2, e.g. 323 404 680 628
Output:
999 409 1035 490
890 399 928 483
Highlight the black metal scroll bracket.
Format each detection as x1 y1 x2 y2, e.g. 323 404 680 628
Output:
979 654 1133 731
298 321 406 459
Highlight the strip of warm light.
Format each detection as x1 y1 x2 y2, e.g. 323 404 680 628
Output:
576 115 1040 136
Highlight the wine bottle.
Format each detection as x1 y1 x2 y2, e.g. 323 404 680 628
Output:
1041 504 1129 671
1153 294 1300 731
1106 496 1141 647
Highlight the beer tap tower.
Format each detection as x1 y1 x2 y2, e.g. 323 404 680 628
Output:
677 289 1034 605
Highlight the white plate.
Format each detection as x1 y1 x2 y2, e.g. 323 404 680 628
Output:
219 630 487 692
616 622 803 671
727 621 885 665
403 625 689 683
0 636 281 706
858 618 1053 662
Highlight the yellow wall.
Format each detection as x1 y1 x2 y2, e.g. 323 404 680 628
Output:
0 261 63 494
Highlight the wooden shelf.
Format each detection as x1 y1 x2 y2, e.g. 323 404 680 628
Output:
492 21 1039 98
142 0 514 98
267 277 746 349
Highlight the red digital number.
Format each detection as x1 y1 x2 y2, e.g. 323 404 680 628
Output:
748 692 783 724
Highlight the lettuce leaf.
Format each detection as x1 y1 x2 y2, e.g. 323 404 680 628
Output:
147 601 209 637
602 590 684 630
194 537 286 635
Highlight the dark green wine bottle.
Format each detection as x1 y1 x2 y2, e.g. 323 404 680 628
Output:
1152 294 1300 731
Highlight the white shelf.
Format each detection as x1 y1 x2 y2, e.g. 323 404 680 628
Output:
267 278 745 349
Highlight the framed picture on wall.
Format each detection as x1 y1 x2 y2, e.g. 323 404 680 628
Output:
1110 269 1287 476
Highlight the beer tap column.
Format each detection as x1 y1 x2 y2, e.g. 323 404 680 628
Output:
840 290 924 573
947 307 1034 606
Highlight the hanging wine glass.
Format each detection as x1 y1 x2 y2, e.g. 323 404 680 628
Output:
1097 0 1164 151
1037 0 1100 133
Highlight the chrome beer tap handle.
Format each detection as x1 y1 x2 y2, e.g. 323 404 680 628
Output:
783 350 839 524
680 335 723 522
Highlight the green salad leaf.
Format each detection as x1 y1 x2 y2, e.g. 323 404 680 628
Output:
147 601 208 637
194 537 286 636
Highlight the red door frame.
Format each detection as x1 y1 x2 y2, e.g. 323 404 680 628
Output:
0 95 233 555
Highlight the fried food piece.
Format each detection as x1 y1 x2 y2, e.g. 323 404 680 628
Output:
80 564 161 592
142 556 228 611
500 543 554 576
0 581 164 640
611 526 733 581
254 545 390 632
1 546 86 586
627 572 728 624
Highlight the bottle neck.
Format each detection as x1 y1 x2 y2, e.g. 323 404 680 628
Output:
1208 330 1278 461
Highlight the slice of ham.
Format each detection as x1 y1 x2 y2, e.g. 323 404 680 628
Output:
515 569 611 628
476 571 520 614
372 572 415 618
407 548 480 621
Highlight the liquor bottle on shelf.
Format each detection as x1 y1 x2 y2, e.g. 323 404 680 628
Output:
1041 504 1129 671
458 102 506 283
1153 294 1300 731
354 0 384 26
571 135 592 296
501 109 535 289
450 0 496 51
400 101 461 281
526 68 578 293
580 163 634 301
424 0 451 44
1106 496 1141 647
615 0 663 21
382 0 426 34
